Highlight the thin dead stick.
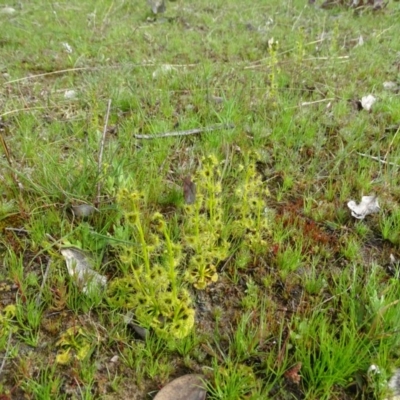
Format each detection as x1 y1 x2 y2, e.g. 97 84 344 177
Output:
134 123 234 139
303 56 350 61
96 99 112 206
384 126 400 163
0 106 58 118
36 259 52 307
5 227 29 234
4 64 199 85
4 67 92 84
246 39 327 66
0 133 23 189
357 152 400 167
244 55 349 70
301 98 335 107
0 330 12 376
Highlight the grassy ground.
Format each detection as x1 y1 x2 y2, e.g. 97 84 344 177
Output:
1 0 400 399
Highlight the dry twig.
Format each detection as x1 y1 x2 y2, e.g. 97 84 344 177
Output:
36 259 52 307
0 131 23 190
134 123 234 139
0 331 12 376
357 152 400 167
96 99 112 207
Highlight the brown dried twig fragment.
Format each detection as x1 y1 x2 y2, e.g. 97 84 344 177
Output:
134 123 234 139
0 130 23 190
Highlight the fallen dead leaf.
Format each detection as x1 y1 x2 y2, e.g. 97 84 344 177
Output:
64 90 77 100
360 94 376 111
60 247 107 293
148 0 166 14
284 362 302 384
71 203 98 218
153 64 176 79
183 177 196 205
383 81 398 91
347 195 380 219
0 7 16 15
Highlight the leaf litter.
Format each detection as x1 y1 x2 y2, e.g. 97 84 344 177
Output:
60 247 107 294
347 195 380 219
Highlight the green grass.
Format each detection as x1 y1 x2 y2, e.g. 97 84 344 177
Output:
1 0 400 398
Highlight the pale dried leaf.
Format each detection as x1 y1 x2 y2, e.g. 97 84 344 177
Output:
147 0 166 14
383 81 398 91
0 7 16 15
385 368 400 399
110 355 119 363
368 364 381 375
152 64 175 79
71 203 98 218
183 177 196 204
62 42 73 54
360 94 376 111
64 90 77 100
60 248 107 293
347 196 380 219
373 0 384 9
154 374 206 400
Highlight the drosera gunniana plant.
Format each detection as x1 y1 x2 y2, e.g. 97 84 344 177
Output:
183 154 230 289
107 187 195 339
229 152 271 268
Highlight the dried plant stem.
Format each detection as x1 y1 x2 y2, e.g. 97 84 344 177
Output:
134 123 234 139
384 126 400 164
357 152 400 167
96 99 112 207
301 98 335 106
5 67 93 84
5 64 198 85
36 259 52 307
0 330 12 376
0 106 58 118
0 133 23 190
